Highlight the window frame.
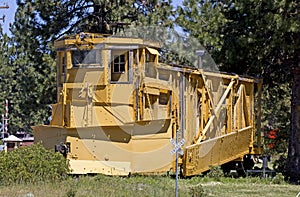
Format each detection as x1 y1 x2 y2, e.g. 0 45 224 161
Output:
112 54 126 73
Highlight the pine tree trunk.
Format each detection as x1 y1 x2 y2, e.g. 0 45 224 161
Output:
287 67 300 183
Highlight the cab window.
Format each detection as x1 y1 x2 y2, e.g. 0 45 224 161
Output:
112 54 126 73
71 49 100 66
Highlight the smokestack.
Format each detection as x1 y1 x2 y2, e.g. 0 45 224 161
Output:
196 50 205 69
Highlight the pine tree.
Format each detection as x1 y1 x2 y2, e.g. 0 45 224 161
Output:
0 27 16 131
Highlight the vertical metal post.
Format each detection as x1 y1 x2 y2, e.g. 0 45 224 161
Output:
4 99 8 133
180 73 185 138
135 50 140 121
170 132 185 197
135 73 139 121
1 114 4 131
129 50 133 83
175 129 179 197
262 155 268 178
256 82 263 153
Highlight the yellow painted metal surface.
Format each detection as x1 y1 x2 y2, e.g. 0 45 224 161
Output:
33 32 262 176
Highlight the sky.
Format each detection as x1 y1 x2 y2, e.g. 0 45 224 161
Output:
173 0 183 6
0 0 17 35
0 1 183 35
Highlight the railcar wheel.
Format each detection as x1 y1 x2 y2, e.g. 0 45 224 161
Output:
221 162 236 176
243 155 255 170
236 162 246 177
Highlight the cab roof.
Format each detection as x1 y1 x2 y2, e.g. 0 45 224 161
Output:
54 32 161 51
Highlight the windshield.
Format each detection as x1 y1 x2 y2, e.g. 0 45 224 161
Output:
71 49 100 66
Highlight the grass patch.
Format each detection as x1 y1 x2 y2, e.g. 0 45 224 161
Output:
0 175 299 197
0 145 297 196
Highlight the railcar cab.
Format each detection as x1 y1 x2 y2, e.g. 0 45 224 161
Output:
55 33 160 84
52 33 162 127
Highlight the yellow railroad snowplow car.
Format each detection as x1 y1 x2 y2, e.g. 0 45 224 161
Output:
33 33 262 176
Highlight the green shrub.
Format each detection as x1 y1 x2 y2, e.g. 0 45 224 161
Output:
0 143 69 185
271 173 286 184
206 166 224 181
